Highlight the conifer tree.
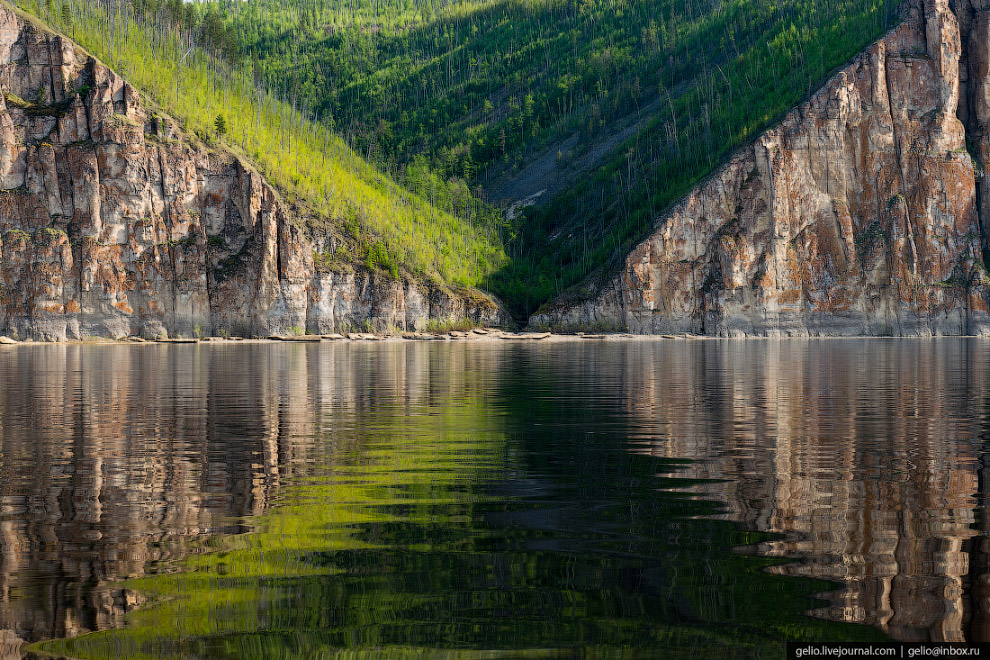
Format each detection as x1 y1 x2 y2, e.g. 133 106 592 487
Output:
214 113 227 138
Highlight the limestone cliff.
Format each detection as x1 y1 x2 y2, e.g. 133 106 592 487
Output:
0 6 506 341
533 0 990 336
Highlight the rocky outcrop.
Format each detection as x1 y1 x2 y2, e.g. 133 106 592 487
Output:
534 0 990 336
0 6 506 341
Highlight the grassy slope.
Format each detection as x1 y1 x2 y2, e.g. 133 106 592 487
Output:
198 0 902 315
12 0 507 289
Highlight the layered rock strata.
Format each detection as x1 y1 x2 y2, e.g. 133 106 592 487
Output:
534 0 990 336
0 6 505 341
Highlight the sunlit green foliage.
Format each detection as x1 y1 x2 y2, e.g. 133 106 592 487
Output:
171 0 902 313
16 0 905 312
15 0 507 288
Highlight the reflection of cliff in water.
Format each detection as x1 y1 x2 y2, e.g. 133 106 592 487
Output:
0 343 492 651
616 339 990 643
0 346 285 645
5 339 990 652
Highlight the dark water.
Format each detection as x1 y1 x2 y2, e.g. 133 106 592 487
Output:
0 339 988 659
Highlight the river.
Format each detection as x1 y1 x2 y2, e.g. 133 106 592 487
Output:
0 339 986 658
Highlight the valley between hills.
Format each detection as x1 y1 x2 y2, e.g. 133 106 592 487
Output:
1 0 987 338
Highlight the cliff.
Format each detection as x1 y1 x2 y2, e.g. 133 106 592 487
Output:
533 0 990 336
0 5 507 342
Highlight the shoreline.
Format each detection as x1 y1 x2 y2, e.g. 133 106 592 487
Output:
0 330 988 346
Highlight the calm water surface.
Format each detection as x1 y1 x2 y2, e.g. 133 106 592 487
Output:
0 339 987 659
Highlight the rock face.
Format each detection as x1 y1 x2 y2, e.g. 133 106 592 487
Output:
0 7 506 341
534 0 990 336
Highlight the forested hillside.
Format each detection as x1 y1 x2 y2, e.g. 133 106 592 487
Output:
13 0 507 290
165 0 902 314
16 0 904 316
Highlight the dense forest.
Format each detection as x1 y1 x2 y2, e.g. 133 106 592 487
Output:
17 0 902 316
176 0 902 314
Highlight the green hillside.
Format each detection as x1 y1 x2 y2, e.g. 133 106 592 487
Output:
170 0 902 315
16 0 904 316
13 0 507 289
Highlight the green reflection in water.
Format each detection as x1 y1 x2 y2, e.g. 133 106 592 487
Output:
31 359 884 660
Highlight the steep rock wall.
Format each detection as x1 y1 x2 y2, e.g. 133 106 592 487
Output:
534 0 990 336
0 6 506 341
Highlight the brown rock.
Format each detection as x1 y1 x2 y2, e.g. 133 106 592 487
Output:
0 6 509 342
535 0 990 337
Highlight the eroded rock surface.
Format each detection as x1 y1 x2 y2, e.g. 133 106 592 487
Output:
534 0 990 336
0 7 506 341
